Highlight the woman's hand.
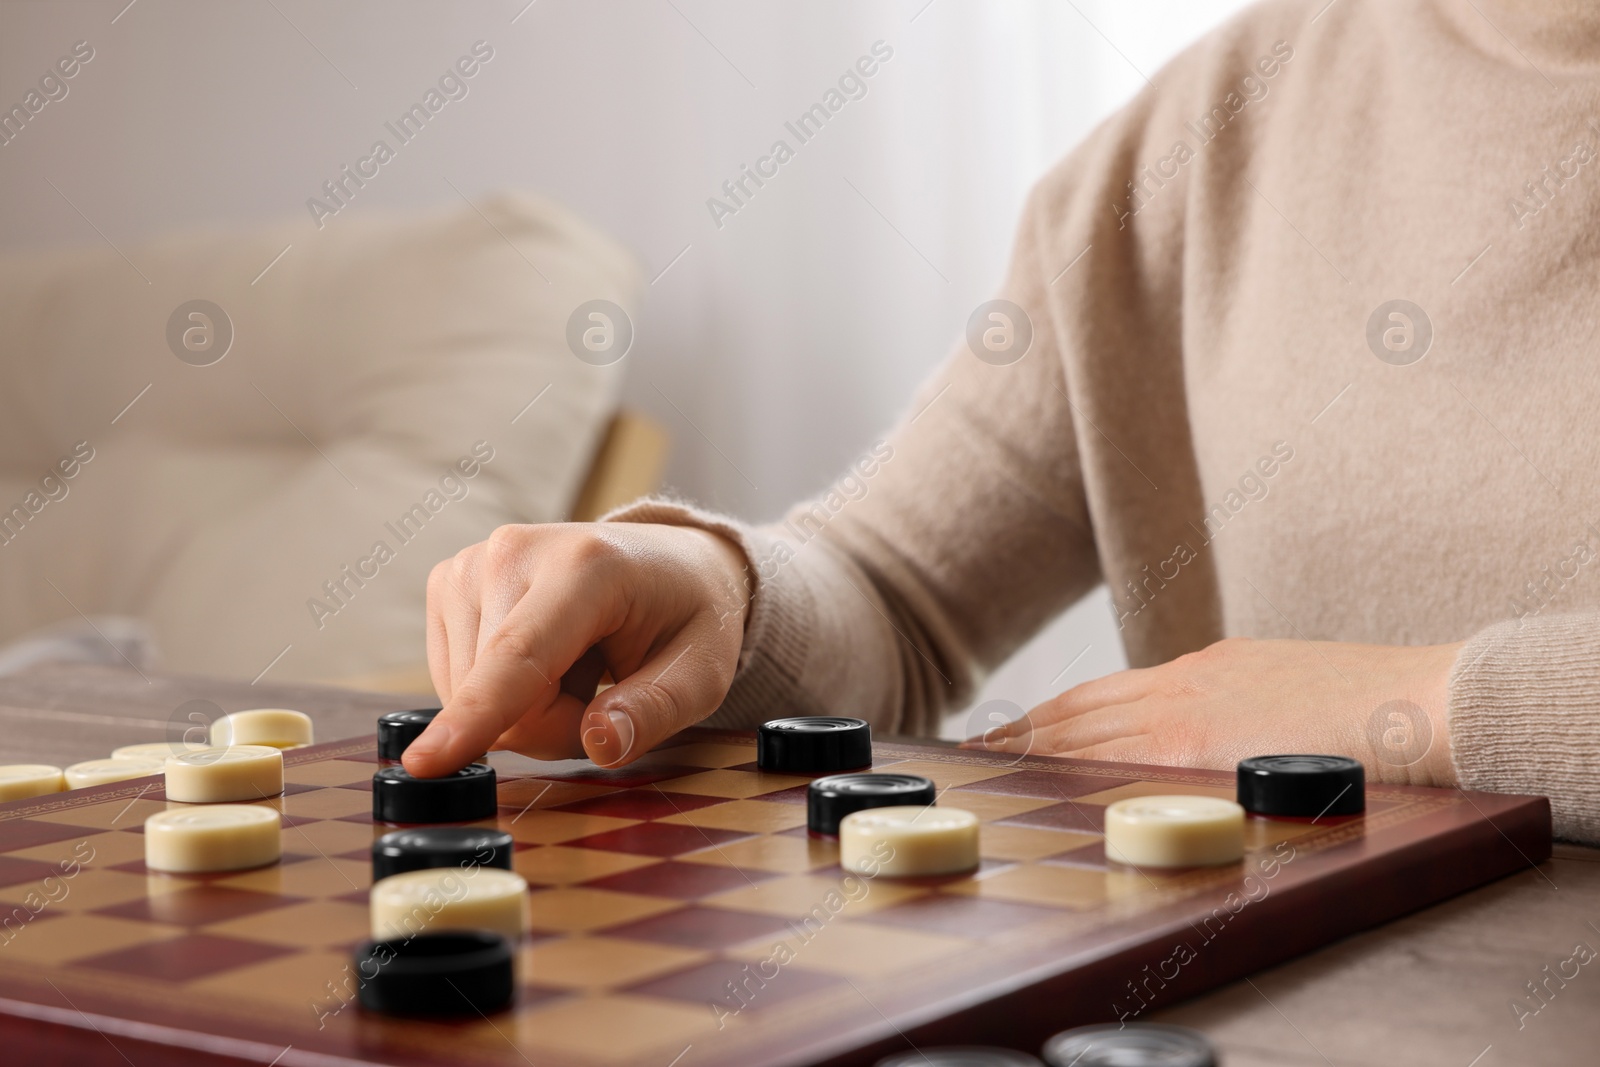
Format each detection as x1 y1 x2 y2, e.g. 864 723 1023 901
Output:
965 637 1464 786
403 522 750 778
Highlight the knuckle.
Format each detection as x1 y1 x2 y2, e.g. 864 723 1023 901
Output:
627 675 680 726
483 527 535 577
1167 638 1236 681
486 524 532 553
426 559 451 600
449 544 480 585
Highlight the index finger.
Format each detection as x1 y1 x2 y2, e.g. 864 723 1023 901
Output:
403 570 624 777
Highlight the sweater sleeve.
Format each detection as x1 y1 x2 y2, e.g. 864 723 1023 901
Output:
1449 612 1600 841
605 12 1218 734
604 183 1115 737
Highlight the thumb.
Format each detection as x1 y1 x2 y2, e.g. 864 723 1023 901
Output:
580 628 733 767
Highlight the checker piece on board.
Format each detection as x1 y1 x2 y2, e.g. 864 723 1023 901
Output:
808 772 935 835
758 715 872 774
211 708 313 749
372 764 497 824
0 765 64 800
1042 1023 1216 1067
372 827 514 881
165 745 284 803
1237 754 1365 818
145 805 281 873
1104 795 1245 868
842 805 980 877
377 707 442 760
353 931 514 1017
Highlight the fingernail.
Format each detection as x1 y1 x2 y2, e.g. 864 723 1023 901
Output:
607 710 635 762
584 708 635 766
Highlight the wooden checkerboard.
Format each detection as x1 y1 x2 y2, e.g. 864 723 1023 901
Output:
0 730 1550 1066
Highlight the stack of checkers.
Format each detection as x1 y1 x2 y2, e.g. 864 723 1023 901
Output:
356 707 524 1016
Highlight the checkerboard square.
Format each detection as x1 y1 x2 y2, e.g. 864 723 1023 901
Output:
15 830 148 869
514 845 660 886
705 874 927 918
281 818 378 857
634 743 756 769
519 936 707 992
678 833 838 873
527 764 706 789
96 885 299 926
497 779 617 811
525 887 682 934
937 791 1061 823
567 823 751 858
602 905 797 950
77 932 293 982
942 863 1112 909
0 856 62 889
996 801 1107 834
0 868 183 912
216 857 369 897
185 948 353 1010
553 789 725 821
502 810 640 846
1044 840 1109 869
283 760 376 787
205 899 370 948
280 788 373 820
0 913 183 964
583 860 781 899
0 820 111 851
728 920 974 979
657 799 808 835
979 825 1101 862
655 769 811 799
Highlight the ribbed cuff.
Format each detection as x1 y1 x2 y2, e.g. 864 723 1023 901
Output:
600 496 827 729
1449 612 1600 842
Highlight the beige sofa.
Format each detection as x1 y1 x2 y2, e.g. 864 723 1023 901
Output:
0 192 650 691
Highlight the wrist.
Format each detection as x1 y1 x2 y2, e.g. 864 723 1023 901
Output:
1407 641 1464 787
687 527 753 635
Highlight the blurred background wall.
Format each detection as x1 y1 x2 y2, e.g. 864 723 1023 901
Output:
0 0 1253 733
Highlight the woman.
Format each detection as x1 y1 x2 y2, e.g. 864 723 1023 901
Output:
406 0 1600 842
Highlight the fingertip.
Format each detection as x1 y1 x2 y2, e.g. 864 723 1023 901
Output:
581 707 637 768
401 720 453 777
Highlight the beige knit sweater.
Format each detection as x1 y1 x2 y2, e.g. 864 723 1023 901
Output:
612 0 1600 842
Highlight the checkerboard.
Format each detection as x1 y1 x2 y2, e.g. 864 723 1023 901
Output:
0 730 1551 1067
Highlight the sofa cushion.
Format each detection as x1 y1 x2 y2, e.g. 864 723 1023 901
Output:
0 191 639 683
